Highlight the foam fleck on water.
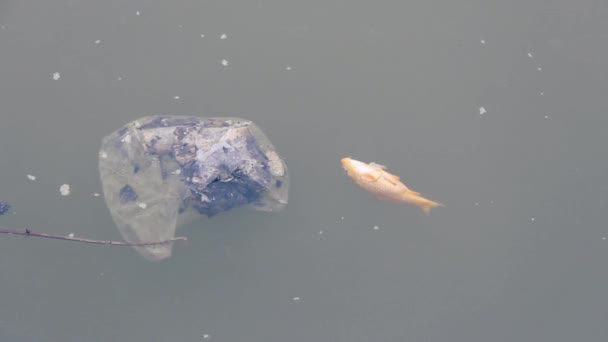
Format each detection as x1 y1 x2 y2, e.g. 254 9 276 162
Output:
60 184 71 196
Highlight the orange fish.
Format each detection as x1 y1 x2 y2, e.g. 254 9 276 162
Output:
341 157 443 215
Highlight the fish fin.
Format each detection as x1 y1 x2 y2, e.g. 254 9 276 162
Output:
363 172 381 182
402 188 421 196
420 200 444 215
369 162 387 170
383 172 401 185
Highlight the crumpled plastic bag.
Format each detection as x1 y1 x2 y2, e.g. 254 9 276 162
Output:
99 116 289 261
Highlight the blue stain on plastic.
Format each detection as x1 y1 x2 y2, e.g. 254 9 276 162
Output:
119 185 138 203
0 201 10 215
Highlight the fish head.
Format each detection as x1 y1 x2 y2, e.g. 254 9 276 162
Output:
341 157 369 175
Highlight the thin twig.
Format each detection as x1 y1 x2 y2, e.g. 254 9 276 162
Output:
0 228 187 246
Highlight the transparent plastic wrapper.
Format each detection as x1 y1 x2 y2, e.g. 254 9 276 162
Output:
99 116 289 261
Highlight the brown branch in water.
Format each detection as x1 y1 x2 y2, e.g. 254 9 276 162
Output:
0 228 187 246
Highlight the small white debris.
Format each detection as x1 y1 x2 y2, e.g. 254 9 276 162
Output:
200 34 205 38
602 237 606 240
540 92 544 96
479 106 487 115
93 193 100 197
68 233 75 238
203 334 210 340
221 59 229 67
173 95 180 100
138 202 147 209
475 202 480 206
117 76 123 81
136 11 140 16
26 174 37 181
171 169 181 175
59 184 71 196
480 39 486 44
531 217 535 222
99 151 108 159
340 216 344 220
527 52 533 58
285 66 292 71
220 33 227 39
373 225 379 230
52 72 61 80
544 115 549 119
94 39 101 45
318 230 324 235
292 297 301 302
537 67 542 71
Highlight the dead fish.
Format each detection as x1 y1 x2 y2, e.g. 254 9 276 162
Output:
341 157 443 215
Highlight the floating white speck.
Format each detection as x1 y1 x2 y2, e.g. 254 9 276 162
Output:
203 334 210 340
68 233 74 238
527 52 533 58
60 184 71 196
52 72 61 80
537 67 542 71
117 76 123 81
26 174 37 181
173 95 180 100
221 59 229 67
480 39 486 44
99 151 108 159
544 115 549 119
340 216 344 220
373 225 379 230
220 33 227 39
200 34 205 38
285 66 292 71
93 193 100 197
475 202 480 206
138 202 147 209
602 237 606 240
479 106 487 115
94 39 101 45
318 230 324 235
136 11 140 16
531 217 535 221
540 92 544 96
292 297 301 302
171 169 181 175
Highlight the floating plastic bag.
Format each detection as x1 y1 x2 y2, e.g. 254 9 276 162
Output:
99 116 289 261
